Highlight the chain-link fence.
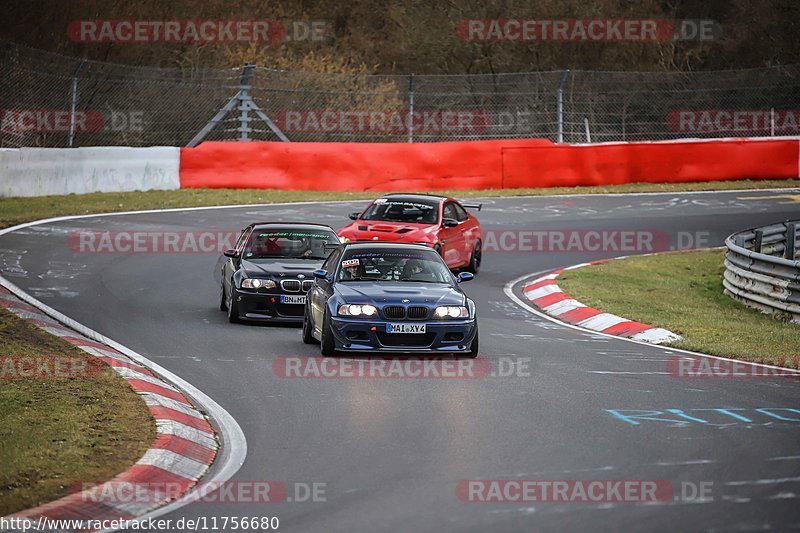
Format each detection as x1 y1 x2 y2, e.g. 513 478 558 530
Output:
2 40 799 148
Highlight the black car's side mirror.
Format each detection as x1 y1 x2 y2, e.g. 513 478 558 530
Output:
442 218 459 228
349 212 360 220
223 249 240 258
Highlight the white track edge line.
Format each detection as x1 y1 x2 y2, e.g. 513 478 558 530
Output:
0 276 247 531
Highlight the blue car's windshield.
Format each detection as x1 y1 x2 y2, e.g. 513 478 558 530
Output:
337 250 452 283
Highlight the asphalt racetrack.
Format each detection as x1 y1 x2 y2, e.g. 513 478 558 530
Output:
2 190 799 532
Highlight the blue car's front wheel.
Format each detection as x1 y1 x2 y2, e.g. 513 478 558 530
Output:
467 328 479 358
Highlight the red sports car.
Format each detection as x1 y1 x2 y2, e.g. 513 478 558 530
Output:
337 194 483 273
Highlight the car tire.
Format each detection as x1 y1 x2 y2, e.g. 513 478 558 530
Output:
465 240 481 274
302 307 318 344
433 243 442 257
466 328 479 358
219 281 228 311
320 310 337 357
227 285 241 323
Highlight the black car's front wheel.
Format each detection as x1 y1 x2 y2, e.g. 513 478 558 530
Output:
320 310 337 357
227 285 241 323
219 281 228 311
302 307 318 344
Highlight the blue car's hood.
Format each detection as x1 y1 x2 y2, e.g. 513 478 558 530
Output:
334 282 465 306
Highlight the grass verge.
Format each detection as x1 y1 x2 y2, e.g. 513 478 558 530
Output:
0 307 155 515
557 249 800 367
1 179 798 230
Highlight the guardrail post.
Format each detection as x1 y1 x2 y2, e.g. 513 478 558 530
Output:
786 222 797 260
753 229 763 253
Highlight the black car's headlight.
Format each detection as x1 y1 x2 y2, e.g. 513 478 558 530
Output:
433 306 469 318
338 304 378 317
241 278 276 289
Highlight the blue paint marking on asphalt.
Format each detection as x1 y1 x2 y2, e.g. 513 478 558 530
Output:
606 408 800 426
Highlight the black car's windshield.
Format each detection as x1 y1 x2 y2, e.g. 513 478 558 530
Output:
360 198 439 224
337 249 452 283
243 230 337 260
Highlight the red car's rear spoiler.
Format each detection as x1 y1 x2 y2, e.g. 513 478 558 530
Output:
461 202 482 211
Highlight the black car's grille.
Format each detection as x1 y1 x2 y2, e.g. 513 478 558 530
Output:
407 306 428 319
383 306 405 319
302 280 314 292
377 332 436 347
281 280 301 292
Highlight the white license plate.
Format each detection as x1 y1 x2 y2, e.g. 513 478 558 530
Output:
280 295 306 305
386 323 426 334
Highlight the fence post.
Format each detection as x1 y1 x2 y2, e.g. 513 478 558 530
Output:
786 222 797 260
556 69 569 143
753 229 764 253
407 74 415 143
68 59 86 148
238 63 255 141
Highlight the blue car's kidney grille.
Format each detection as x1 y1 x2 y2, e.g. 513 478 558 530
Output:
383 305 405 319
407 306 428 319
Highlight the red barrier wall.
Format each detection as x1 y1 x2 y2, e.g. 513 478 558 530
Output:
179 138 799 191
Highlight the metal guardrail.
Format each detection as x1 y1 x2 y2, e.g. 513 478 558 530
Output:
723 220 800 324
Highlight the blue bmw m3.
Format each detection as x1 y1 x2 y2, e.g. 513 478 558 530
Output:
302 242 478 357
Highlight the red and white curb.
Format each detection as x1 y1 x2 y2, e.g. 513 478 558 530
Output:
519 259 682 345
0 286 218 529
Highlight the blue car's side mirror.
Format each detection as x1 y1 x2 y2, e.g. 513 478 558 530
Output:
457 272 474 283
313 269 328 279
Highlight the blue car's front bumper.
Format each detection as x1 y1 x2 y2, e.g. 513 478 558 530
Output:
330 317 477 353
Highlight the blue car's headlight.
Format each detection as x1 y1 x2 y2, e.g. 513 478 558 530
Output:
433 306 469 318
338 304 378 317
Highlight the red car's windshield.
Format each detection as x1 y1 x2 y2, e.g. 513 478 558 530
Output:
360 199 439 224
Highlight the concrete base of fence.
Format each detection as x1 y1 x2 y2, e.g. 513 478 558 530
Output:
0 146 180 197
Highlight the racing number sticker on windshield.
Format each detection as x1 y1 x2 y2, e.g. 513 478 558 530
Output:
342 258 360 267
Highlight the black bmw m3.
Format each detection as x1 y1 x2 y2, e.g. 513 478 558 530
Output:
219 223 341 323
